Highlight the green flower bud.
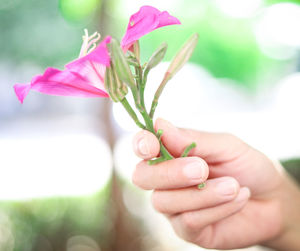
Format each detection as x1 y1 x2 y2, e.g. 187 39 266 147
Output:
109 39 136 90
144 42 168 75
131 40 140 62
104 64 128 102
166 33 199 81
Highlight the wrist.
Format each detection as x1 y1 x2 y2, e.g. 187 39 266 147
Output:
263 172 300 251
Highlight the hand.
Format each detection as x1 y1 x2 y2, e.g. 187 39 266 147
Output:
132 118 300 250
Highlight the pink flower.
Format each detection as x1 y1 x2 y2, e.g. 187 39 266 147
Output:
14 6 181 103
14 30 111 103
121 5 181 50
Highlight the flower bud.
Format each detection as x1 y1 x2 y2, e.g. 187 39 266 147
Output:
104 64 128 102
166 33 199 81
131 40 140 62
144 42 168 75
109 39 136 90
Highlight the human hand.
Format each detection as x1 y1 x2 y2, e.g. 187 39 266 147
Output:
132 118 300 250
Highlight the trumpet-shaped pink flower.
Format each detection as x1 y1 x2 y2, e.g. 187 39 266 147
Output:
14 31 111 103
14 6 181 104
121 5 181 50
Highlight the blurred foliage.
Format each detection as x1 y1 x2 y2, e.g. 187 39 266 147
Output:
0 0 103 68
282 158 300 184
267 0 300 3
59 0 102 22
1 0 299 89
108 0 298 89
0 186 111 251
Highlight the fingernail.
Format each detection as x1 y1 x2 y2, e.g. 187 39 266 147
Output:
216 178 238 196
137 138 150 156
183 159 207 180
235 187 251 202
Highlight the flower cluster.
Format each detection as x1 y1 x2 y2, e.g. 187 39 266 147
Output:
14 5 198 164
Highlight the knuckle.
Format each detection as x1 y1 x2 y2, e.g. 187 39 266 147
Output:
221 132 236 142
131 168 140 187
132 162 147 189
180 212 199 232
165 164 176 185
221 132 245 147
194 226 217 249
151 191 165 213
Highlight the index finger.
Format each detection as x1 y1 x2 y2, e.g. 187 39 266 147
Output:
132 156 209 190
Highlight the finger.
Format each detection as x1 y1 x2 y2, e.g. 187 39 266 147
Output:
132 157 209 190
169 187 250 242
151 177 240 215
132 130 160 159
154 118 248 163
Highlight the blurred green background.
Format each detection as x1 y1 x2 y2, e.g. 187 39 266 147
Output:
1 0 300 250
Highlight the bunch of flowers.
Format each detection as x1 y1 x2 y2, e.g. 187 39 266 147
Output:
14 5 199 164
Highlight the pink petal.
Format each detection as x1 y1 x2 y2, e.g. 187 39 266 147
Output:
67 60 106 91
14 67 109 103
14 83 31 104
121 5 181 49
67 36 111 69
157 11 181 28
14 37 111 103
66 37 111 92
31 67 109 98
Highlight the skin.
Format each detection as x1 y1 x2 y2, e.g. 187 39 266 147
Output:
132 118 300 250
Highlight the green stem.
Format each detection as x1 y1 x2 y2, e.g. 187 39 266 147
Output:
138 94 174 161
198 183 206 189
149 73 170 119
147 156 166 165
131 56 174 163
181 142 197 157
120 98 145 129
136 65 146 109
160 144 173 160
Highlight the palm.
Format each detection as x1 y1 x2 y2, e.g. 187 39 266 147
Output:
194 197 280 249
196 146 283 248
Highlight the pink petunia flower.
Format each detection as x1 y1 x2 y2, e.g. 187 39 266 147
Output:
121 5 181 50
14 30 111 104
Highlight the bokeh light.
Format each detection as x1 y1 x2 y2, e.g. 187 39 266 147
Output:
214 0 263 18
59 0 102 22
255 3 300 59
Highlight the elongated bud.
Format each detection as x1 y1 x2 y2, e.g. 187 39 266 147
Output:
166 33 199 81
149 34 199 119
109 38 136 89
144 42 168 75
131 40 140 62
104 64 128 102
